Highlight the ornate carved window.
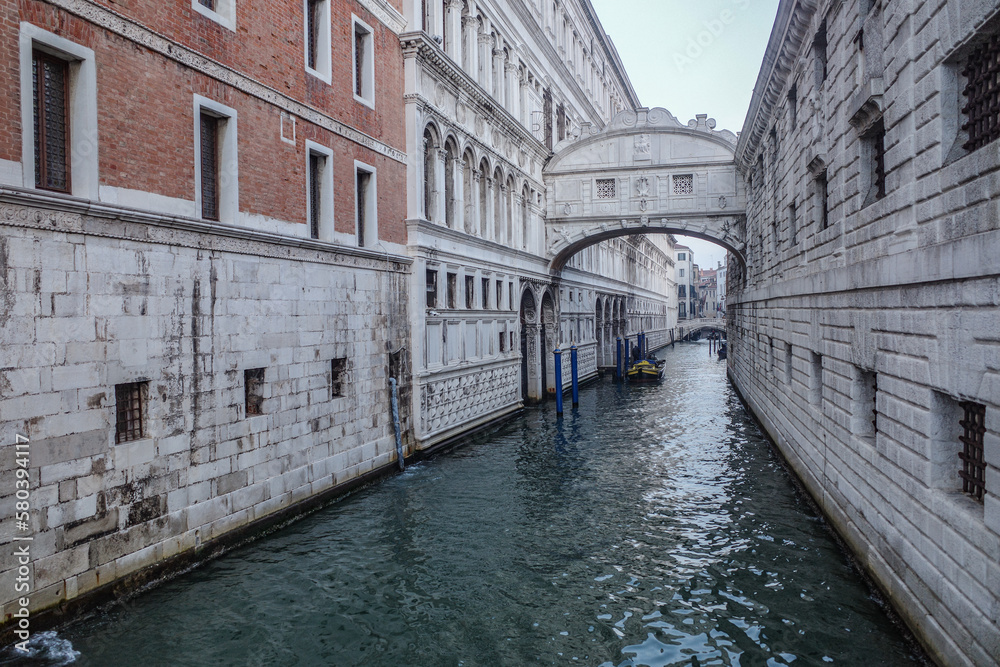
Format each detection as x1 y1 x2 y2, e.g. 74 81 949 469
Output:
596 178 616 199
673 174 694 195
961 34 1000 152
115 382 146 444
32 51 70 193
959 401 987 502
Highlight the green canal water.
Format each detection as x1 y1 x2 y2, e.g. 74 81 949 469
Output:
5 342 924 666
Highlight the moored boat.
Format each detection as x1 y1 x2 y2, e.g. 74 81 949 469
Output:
626 359 665 382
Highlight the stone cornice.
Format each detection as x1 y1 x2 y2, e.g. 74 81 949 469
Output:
0 186 412 272
736 0 819 168
401 32 548 159
42 0 406 164
355 0 407 34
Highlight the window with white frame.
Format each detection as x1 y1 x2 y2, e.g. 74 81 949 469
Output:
192 0 236 31
355 161 377 247
304 0 331 83
194 95 238 224
305 140 333 240
19 23 98 200
353 16 375 107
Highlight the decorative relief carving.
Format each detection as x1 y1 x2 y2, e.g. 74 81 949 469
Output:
718 195 728 209
420 365 520 435
634 134 651 157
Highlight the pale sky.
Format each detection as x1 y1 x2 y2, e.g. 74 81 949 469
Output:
587 0 781 268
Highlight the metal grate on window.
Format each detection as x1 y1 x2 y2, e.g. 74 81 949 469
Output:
200 113 219 220
307 0 321 70
872 120 887 199
330 358 346 398
595 178 616 199
309 153 322 239
198 0 216 9
959 401 987 502
245 368 265 416
115 382 145 444
962 33 1000 152
354 26 366 97
32 52 70 193
673 175 694 195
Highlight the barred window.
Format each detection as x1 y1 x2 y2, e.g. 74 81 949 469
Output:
959 401 987 502
115 382 146 444
200 113 219 220
872 119 886 200
595 178 616 199
673 174 694 195
961 34 1000 152
307 0 321 70
353 18 374 105
245 368 265 416
199 0 215 9
32 51 70 193
330 358 346 398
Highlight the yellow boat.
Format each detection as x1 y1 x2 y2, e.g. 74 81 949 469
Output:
626 359 665 382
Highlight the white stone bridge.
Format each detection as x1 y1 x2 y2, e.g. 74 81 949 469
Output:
542 108 746 273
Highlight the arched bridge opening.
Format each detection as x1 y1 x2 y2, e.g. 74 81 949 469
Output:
542 107 747 276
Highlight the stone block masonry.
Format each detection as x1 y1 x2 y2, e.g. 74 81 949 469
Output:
0 199 412 625
729 1 1000 664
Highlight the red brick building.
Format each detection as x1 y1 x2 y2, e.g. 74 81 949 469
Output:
0 0 413 626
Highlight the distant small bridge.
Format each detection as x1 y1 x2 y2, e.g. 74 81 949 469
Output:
676 318 726 340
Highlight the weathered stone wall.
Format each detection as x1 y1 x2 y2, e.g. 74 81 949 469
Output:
729 1 1000 664
0 201 411 622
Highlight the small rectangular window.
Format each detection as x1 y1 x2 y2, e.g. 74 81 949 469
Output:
509 282 514 310
678 253 686 261
788 202 797 245
447 272 457 309
465 276 475 309
200 113 219 220
595 178 616 199
426 269 438 308
32 51 70 193
199 0 215 9
816 170 829 229
307 0 321 70
353 17 375 106
814 21 828 87
192 0 235 31
482 278 490 309
305 0 331 82
961 34 1000 152
679 268 685 277
496 281 503 310
355 164 376 247
787 83 797 128
959 401 987 502
330 358 346 398
309 152 323 239
809 352 823 405
499 331 506 352
245 368 265 416
673 174 694 195
115 382 146 444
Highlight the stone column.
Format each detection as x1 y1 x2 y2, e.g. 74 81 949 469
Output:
445 0 463 61
498 182 508 245
493 47 505 107
465 169 483 236
453 157 466 232
436 148 448 226
513 193 524 250
478 34 492 91
485 177 495 241
463 15 479 76
506 61 520 117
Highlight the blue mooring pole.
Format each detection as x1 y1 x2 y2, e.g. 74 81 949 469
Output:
623 336 630 381
554 348 564 416
570 345 579 408
616 337 622 382
639 332 645 359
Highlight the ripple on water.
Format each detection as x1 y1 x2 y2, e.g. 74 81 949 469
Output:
10 342 924 667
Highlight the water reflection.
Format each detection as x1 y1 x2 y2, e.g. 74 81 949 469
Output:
8 342 922 666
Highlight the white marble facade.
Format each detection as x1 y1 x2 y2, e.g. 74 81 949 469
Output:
402 0 679 447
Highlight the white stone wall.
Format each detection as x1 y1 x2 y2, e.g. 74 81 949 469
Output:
0 202 411 620
730 1 1000 664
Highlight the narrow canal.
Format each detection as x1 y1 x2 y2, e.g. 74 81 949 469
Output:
9 342 924 666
